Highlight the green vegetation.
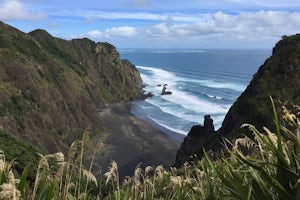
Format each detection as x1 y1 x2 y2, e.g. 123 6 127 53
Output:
0 130 39 181
0 22 143 158
1 100 299 199
220 34 300 138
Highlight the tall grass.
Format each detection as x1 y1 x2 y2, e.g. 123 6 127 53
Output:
0 100 299 199
0 130 106 199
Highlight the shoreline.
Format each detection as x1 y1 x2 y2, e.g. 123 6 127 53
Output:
130 101 185 142
96 101 180 178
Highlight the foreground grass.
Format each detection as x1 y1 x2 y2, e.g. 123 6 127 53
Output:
1 99 299 199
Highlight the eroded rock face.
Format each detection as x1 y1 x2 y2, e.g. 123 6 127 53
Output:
174 115 215 167
218 34 300 139
0 22 143 153
174 34 300 167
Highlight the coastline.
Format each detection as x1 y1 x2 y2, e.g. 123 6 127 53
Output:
130 101 185 142
95 101 180 178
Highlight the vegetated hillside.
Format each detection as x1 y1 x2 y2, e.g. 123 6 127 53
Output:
175 34 300 167
0 21 142 151
0 22 179 178
219 34 300 138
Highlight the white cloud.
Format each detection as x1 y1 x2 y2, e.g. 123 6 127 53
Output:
80 10 300 48
143 11 300 40
86 30 104 39
106 26 137 37
86 26 137 40
0 0 45 21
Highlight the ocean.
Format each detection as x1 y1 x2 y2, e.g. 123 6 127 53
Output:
120 49 271 138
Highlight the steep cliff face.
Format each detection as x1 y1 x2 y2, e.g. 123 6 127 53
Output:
0 21 143 153
219 34 300 138
174 34 300 166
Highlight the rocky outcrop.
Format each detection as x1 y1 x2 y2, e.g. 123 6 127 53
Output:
174 34 300 166
218 34 300 139
0 21 143 153
0 22 181 179
174 115 217 167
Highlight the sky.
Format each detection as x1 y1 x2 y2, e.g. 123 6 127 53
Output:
1 0 300 49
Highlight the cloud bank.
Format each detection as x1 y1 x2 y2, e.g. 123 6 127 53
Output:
1 0 300 48
83 10 300 48
0 0 45 21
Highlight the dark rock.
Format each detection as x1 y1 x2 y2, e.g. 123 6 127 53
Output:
218 34 300 139
174 34 300 168
173 115 216 167
204 115 214 133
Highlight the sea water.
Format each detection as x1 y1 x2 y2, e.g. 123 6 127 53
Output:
120 49 271 137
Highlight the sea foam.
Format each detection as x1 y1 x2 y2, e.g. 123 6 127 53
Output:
121 49 270 136
138 65 233 133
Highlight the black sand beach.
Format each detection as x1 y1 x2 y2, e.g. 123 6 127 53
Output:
93 102 181 179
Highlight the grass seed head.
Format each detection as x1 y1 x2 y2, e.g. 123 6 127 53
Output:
0 183 20 200
145 165 154 177
155 165 165 179
170 176 182 187
54 152 64 163
123 176 132 186
0 160 5 173
104 161 118 184
82 169 98 186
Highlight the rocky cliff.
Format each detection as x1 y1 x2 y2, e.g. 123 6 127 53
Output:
175 34 300 166
0 22 180 178
174 115 216 167
219 34 300 138
0 21 142 152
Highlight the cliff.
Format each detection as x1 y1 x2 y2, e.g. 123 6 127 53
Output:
175 34 300 166
0 22 179 178
0 21 142 151
219 34 300 138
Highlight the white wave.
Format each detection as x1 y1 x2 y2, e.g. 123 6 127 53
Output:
144 98 201 123
137 65 235 135
139 66 246 92
207 94 223 100
200 80 246 92
139 66 176 87
139 65 231 114
136 50 205 54
148 116 189 135
161 89 230 114
186 79 246 92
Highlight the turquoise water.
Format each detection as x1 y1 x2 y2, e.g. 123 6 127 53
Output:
120 49 271 136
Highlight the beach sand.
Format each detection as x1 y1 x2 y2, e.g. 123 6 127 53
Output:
92 102 181 179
